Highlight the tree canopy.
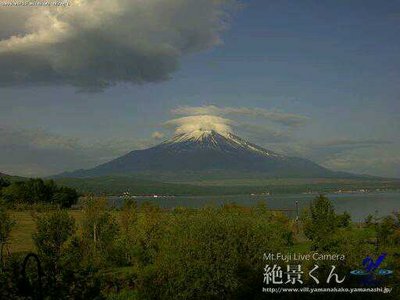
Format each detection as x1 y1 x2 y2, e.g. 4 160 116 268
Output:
0 178 79 208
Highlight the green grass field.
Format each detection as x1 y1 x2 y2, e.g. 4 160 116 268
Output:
8 209 313 254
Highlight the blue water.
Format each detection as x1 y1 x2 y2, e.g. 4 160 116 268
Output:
109 191 400 222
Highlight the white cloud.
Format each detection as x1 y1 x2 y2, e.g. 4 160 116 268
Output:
0 0 234 90
164 115 234 136
171 105 309 127
165 105 309 144
151 131 165 140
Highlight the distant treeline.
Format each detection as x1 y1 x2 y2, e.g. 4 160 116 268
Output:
0 177 78 208
54 175 400 196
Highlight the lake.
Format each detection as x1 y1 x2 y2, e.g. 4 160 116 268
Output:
109 191 400 222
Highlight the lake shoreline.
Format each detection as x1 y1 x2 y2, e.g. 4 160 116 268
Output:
108 191 400 222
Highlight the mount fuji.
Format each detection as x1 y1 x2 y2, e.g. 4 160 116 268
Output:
58 129 349 179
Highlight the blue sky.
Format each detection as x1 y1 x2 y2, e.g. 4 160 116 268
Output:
0 0 399 177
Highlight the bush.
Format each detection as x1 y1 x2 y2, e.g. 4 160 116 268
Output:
137 206 293 299
33 210 76 276
0 200 15 268
376 215 399 246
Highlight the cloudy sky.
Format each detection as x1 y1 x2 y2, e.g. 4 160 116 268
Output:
0 0 399 178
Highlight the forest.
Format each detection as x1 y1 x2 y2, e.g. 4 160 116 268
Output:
0 177 78 208
0 195 399 299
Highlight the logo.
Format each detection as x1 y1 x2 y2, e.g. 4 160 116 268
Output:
350 253 393 285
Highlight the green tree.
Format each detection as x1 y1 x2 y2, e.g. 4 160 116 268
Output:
302 194 337 250
1 181 30 204
28 178 53 203
81 197 120 267
336 211 351 228
118 199 138 265
135 202 166 266
0 177 10 190
32 210 105 299
0 200 15 268
52 186 79 208
0 179 78 207
376 215 398 245
32 210 76 275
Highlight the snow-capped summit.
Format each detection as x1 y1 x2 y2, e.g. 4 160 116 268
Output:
161 129 282 158
166 129 221 143
59 128 341 179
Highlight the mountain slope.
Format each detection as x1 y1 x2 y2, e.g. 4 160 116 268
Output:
0 172 26 182
58 129 348 179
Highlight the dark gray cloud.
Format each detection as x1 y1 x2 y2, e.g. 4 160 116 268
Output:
267 138 393 162
304 139 399 177
307 139 393 162
317 139 392 148
319 145 400 178
265 138 399 178
0 0 234 91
